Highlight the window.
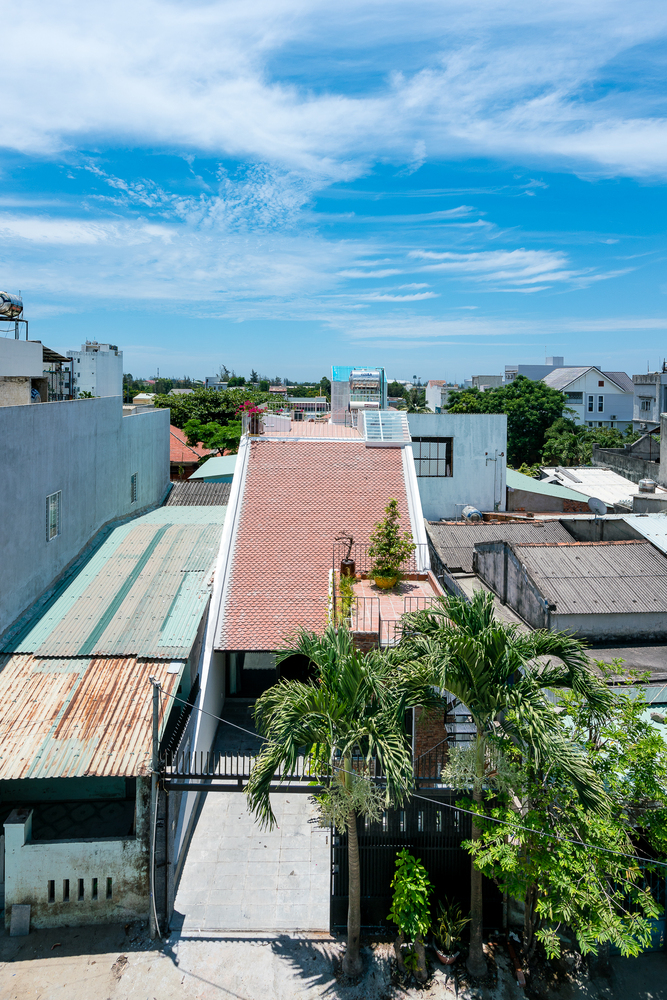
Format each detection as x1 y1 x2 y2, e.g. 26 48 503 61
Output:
46 491 61 541
641 399 652 412
130 473 138 504
565 391 583 403
588 395 594 412
598 380 604 387
412 437 452 477
598 395 604 412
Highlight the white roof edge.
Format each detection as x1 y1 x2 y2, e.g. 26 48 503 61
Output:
401 445 430 571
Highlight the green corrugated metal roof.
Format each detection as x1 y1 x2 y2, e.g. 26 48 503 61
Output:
3 506 225 659
188 455 237 480
506 468 588 502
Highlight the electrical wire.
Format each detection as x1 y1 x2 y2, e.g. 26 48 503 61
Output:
155 683 667 870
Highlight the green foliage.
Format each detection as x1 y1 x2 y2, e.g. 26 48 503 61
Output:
259 379 270 392
542 418 653 466
513 462 542 478
313 770 386 831
368 500 416 579
319 375 331 397
388 849 433 942
444 375 565 466
388 380 407 397
183 417 242 454
433 898 470 953
336 572 356 622
78 390 95 398
394 386 431 412
154 386 273 429
246 624 431 829
227 375 246 387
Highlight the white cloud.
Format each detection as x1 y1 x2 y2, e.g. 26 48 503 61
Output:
1 0 667 177
408 248 620 289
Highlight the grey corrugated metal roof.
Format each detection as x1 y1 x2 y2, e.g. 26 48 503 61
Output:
4 511 224 658
541 367 590 390
426 519 573 573
513 540 667 614
0 654 180 779
166 481 231 506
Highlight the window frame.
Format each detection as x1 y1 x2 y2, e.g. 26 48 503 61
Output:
46 491 61 542
598 395 604 412
588 395 594 412
130 472 138 504
411 436 453 478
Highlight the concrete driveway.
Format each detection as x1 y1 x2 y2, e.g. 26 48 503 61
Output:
173 791 330 932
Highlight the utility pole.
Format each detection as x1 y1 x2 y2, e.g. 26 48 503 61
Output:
149 676 161 939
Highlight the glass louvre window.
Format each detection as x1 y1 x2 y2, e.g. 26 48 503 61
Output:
412 437 453 477
565 391 583 402
130 473 138 504
640 399 652 411
46 491 61 541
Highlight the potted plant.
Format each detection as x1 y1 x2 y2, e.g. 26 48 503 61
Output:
236 400 264 435
432 898 470 965
368 499 416 589
388 848 432 982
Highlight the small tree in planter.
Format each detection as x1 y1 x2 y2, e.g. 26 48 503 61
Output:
368 499 416 588
432 898 470 965
388 848 432 982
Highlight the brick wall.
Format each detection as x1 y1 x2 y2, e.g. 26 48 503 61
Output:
414 705 448 758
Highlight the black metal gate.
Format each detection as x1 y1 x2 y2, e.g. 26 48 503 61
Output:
330 793 503 931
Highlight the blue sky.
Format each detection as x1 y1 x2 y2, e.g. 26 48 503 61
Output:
1 0 667 383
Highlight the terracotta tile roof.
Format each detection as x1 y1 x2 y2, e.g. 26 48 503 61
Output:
170 425 214 465
217 440 411 651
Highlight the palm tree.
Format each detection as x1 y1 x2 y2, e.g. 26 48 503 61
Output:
397 591 610 978
245 624 427 977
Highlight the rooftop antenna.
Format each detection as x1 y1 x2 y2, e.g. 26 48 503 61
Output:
588 496 606 522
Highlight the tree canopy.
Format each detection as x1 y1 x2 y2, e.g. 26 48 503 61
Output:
153 386 273 428
444 375 566 466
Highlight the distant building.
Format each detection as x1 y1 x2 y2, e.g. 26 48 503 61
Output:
204 377 228 390
168 388 194 396
471 374 502 389
540 367 633 429
67 341 123 398
505 357 567 382
632 369 667 432
188 454 237 483
425 380 447 413
170 424 214 481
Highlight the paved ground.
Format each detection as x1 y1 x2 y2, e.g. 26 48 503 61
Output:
173 704 329 934
1 923 666 1000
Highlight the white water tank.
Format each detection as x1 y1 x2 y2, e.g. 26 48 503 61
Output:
638 479 656 493
462 505 483 522
0 292 22 319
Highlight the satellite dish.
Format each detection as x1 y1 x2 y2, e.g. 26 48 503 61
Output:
588 497 606 516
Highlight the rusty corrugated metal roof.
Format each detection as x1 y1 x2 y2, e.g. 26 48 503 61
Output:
0 654 180 779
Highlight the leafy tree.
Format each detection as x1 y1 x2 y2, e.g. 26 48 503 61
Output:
319 375 331 397
513 462 542 478
459 673 667 961
388 380 407 397
183 417 242 454
272 376 282 385
445 375 565 466
396 591 609 977
153 386 273 429
542 418 649 466
227 375 246 387
368 499 415 581
245 625 427 977
395 386 431 413
249 369 259 383
218 364 231 380
259 379 270 392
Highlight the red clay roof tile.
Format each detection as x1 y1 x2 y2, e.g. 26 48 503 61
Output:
170 425 214 465
218 440 411 650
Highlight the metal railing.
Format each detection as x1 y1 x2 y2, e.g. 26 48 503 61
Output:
332 541 430 576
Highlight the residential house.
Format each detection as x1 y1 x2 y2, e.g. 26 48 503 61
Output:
506 468 592 513
540 465 667 512
0 502 227 928
407 412 507 519
0 338 67 406
633 368 667 432
540 367 633 429
170 424 214 481
504 356 567 382
471 374 502 389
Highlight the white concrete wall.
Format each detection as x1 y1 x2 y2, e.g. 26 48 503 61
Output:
0 396 170 634
69 348 123 398
407 413 507 520
0 338 43 378
552 611 667 642
4 781 150 929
